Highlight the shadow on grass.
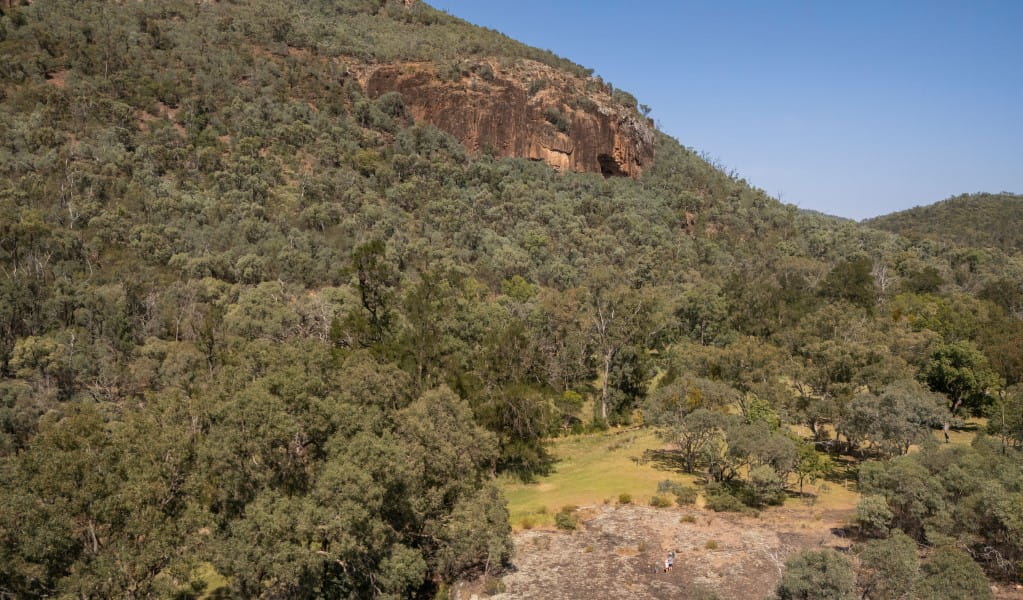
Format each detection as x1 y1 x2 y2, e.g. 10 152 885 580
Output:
637 448 691 474
822 451 858 480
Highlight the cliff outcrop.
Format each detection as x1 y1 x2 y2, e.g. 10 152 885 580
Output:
361 59 655 178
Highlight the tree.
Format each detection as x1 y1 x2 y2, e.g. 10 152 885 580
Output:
922 341 1000 442
349 240 398 344
854 531 919 600
854 495 894 538
839 380 947 457
650 407 724 474
586 283 657 424
675 282 730 345
819 256 877 312
857 457 945 540
794 441 832 498
776 549 856 600
988 385 1023 448
914 547 993 600
702 336 784 420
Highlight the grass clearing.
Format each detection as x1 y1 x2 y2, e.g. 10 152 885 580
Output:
499 425 889 529
499 428 698 529
500 418 991 530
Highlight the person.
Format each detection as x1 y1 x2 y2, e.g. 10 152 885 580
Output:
667 553 674 571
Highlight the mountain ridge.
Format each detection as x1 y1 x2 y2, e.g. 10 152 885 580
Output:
864 192 1023 254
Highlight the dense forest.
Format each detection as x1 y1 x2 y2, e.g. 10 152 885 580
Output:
0 0 1021 598
865 192 1023 257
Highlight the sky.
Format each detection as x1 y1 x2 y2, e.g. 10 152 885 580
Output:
426 1 1022 220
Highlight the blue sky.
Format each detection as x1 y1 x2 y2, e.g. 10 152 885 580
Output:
426 1 1022 220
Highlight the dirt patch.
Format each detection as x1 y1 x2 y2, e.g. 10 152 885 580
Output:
488 504 852 600
46 70 68 88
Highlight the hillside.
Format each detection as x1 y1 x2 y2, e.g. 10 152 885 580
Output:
864 192 1023 255
1 1 1022 598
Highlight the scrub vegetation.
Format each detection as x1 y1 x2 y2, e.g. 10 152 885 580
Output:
0 0 1021 597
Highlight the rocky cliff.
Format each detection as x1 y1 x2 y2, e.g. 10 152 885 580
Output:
361 59 656 178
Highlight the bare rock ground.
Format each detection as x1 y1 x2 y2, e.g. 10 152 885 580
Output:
484 504 853 600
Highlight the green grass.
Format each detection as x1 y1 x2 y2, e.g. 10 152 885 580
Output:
499 428 698 528
499 419 991 529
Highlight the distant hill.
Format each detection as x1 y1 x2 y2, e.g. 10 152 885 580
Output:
864 192 1023 254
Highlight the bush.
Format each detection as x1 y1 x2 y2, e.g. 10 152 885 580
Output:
915 547 993 600
375 91 405 118
855 531 919 600
675 486 698 506
657 480 698 505
703 483 751 513
554 506 577 530
704 540 718 550
704 491 746 513
474 62 494 81
543 107 570 133
617 493 632 505
776 549 857 600
855 495 894 538
746 464 787 507
650 495 672 508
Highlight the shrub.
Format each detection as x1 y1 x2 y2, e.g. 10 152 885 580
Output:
679 514 697 524
705 491 746 513
554 506 577 530
855 495 893 538
746 464 787 507
915 547 993 600
703 484 749 513
569 96 598 113
704 540 719 550
650 495 672 508
375 91 405 118
657 479 697 505
527 78 547 96
543 107 570 133
617 493 632 505
553 512 576 530
675 486 698 506
776 549 856 600
855 531 919 600
474 62 494 81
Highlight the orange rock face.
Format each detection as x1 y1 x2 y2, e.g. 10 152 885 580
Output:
362 60 655 178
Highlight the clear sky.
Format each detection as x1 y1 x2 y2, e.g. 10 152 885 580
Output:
426 1 1022 220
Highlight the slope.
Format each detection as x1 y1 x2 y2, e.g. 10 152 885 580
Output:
1 0 1022 598
864 192 1023 255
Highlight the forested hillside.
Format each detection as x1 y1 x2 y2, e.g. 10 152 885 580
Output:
1 0 1021 598
865 192 1023 255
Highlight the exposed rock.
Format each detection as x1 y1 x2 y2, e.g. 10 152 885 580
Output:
478 504 853 600
362 59 655 178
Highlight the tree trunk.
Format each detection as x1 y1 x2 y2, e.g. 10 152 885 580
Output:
600 350 612 422
944 397 964 443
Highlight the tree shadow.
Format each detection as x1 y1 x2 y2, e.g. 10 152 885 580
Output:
818 452 860 495
637 448 690 474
